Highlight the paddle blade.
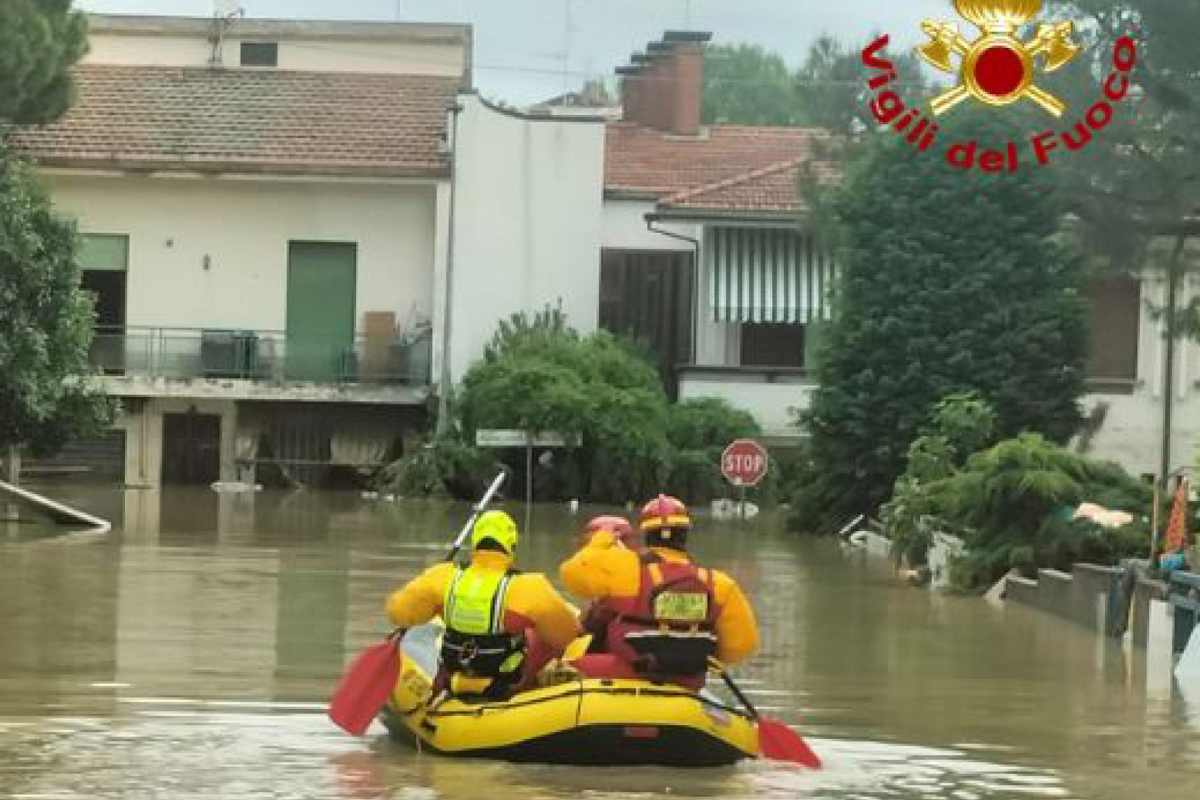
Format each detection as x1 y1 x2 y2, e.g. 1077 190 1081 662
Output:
758 717 822 768
328 640 400 736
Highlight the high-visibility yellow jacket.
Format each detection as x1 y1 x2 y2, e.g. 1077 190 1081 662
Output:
559 531 760 666
387 551 581 652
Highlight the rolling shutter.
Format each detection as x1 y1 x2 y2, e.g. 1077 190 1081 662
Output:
709 227 834 323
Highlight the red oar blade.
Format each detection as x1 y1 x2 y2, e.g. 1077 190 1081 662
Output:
328 640 400 736
758 717 822 769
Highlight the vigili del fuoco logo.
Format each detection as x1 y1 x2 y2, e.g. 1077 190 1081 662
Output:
861 0 1137 172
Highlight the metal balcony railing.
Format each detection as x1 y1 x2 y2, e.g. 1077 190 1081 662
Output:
88 326 432 386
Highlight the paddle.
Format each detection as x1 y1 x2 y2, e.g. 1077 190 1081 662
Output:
328 469 511 735
709 658 822 769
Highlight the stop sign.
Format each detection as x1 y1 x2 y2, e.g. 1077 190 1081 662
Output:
721 439 769 487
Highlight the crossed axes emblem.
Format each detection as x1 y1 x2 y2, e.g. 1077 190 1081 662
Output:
918 0 1081 117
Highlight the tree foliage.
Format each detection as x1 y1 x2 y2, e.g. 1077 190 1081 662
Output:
790 111 1089 534
1046 1 1200 329
793 35 928 135
0 0 89 126
0 145 114 455
379 310 762 504
703 44 800 126
702 37 927 132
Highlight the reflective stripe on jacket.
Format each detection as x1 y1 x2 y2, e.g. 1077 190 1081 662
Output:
559 530 760 667
605 552 719 687
386 551 581 653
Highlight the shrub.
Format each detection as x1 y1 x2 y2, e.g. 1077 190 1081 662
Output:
373 435 499 499
880 394 999 565
931 433 1152 589
459 312 743 504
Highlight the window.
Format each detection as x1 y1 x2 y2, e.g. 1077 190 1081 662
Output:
79 234 128 329
740 322 805 368
79 233 129 375
1086 277 1140 386
240 42 278 67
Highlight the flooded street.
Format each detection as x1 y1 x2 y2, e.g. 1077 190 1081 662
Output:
1 487 1198 800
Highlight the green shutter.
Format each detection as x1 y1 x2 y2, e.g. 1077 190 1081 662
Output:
79 234 129 271
286 241 357 382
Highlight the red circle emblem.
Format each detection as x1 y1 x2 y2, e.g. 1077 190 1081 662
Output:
973 45 1026 97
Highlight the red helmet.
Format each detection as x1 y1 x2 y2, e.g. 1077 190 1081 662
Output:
585 515 634 544
638 494 691 534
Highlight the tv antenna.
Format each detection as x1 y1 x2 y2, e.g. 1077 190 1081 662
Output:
208 1 245 66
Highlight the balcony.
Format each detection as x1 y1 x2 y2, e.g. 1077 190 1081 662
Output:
88 326 433 404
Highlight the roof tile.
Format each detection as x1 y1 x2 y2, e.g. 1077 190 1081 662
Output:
604 122 838 213
8 65 459 177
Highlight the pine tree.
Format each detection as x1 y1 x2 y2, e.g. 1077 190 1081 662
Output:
0 0 89 126
791 112 1088 533
0 2 110 460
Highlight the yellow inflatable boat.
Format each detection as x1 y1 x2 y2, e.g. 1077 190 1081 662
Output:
380 625 759 766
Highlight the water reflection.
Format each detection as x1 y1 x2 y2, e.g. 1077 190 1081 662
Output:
0 487 1197 799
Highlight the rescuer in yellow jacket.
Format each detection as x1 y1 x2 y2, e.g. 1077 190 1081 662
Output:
560 496 759 689
386 510 580 697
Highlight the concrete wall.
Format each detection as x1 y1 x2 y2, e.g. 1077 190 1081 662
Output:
118 397 238 488
45 173 439 336
1004 564 1120 634
84 29 467 78
448 95 605 381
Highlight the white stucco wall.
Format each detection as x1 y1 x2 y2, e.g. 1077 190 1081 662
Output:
680 273 1200 474
447 95 605 381
45 173 439 335
84 31 467 77
601 200 698 251
679 374 815 438
1082 273 1200 478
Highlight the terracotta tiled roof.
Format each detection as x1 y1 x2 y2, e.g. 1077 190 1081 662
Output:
604 122 837 212
8 65 459 177
661 157 837 214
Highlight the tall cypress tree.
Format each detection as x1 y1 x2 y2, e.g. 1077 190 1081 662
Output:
791 112 1088 533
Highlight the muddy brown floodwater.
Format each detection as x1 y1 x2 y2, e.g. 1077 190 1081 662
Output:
1 486 1198 800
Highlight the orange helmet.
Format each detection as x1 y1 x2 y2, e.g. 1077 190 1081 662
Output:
585 515 634 544
638 494 691 534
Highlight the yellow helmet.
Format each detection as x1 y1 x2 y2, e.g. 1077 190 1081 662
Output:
471 510 519 555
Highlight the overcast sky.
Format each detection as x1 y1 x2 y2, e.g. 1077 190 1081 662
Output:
76 0 950 104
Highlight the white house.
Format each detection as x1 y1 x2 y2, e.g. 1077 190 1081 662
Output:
11 16 1195 487
11 13 602 487
593 32 1199 478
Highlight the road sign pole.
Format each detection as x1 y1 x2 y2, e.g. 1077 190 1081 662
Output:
739 483 747 522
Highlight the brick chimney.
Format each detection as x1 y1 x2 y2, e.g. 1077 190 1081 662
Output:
618 31 711 136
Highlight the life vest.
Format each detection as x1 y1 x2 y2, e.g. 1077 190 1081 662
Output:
606 551 718 687
439 565 525 693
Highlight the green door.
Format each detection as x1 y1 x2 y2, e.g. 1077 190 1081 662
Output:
286 242 356 381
